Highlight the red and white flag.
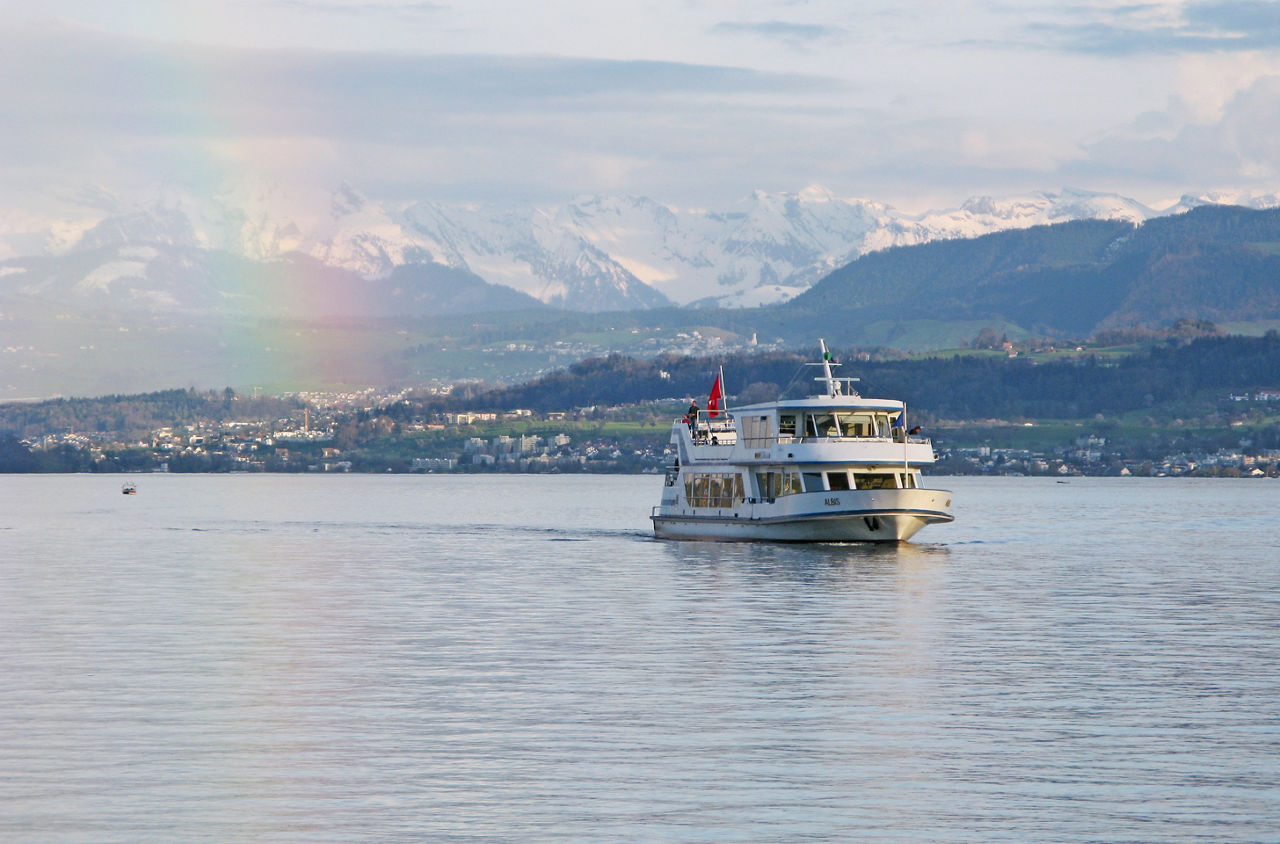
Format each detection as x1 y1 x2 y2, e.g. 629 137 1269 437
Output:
706 375 723 418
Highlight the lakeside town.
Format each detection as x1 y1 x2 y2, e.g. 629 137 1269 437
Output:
9 384 1280 478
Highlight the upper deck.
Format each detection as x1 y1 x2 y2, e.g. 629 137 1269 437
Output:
672 338 936 467
675 400 936 467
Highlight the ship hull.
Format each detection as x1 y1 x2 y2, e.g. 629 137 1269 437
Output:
651 489 953 543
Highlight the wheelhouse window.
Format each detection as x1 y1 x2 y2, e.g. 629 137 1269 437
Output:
832 412 881 437
807 413 840 438
785 411 900 439
854 473 899 490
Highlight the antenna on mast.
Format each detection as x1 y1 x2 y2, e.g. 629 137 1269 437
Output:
818 338 841 396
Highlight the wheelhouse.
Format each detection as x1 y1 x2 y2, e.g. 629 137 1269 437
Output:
734 401 910 446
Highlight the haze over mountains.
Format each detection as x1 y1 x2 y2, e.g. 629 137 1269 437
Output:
5 182 1278 318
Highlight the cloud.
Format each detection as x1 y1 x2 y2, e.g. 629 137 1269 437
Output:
0 24 831 133
709 20 845 48
261 0 446 14
1186 0 1280 36
5 6 1280 215
1025 0 1280 55
0 23 840 203
1066 74 1280 190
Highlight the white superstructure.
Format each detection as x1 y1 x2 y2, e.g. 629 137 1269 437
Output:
651 341 953 542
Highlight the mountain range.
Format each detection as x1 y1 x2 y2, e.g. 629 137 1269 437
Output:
5 182 1277 318
5 181 1280 400
774 204 1280 341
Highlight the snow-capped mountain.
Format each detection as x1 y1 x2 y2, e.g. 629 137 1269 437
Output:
400 199 670 311
2 183 1278 317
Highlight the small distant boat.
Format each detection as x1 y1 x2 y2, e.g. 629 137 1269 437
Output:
121 482 137 495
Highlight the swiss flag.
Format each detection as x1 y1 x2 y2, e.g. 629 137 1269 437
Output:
707 376 723 418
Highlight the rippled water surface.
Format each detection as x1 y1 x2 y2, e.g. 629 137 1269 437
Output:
2 474 1279 841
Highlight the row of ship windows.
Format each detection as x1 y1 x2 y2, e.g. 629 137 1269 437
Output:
734 412 906 448
776 412 897 439
684 473 746 509
684 469 917 508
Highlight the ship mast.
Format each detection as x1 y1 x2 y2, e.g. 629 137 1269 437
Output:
818 338 841 396
814 338 859 398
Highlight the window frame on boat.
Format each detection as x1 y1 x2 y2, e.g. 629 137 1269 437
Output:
754 469 803 501
775 409 897 442
684 472 746 508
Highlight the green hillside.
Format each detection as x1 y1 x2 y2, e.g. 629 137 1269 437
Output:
436 332 1280 422
777 205 1280 341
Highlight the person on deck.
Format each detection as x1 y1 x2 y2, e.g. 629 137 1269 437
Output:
687 400 699 430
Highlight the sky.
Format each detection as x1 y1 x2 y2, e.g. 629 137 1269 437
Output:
3 0 1280 213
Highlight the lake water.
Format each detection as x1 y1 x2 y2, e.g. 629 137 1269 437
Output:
2 474 1278 841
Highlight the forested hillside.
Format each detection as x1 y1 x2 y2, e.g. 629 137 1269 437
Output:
7 334 1278 437
443 333 1280 422
0 389 302 439
778 205 1280 339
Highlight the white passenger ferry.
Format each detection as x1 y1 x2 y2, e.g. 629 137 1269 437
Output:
651 341 953 542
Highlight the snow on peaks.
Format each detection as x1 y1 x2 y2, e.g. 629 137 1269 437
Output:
5 182 1279 314
952 189 1152 229
796 185 837 203
1174 190 1280 212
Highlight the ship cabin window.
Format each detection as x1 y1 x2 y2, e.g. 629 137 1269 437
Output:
802 472 825 493
807 413 840 438
825 411 890 438
901 472 917 489
755 469 803 500
826 471 851 490
854 473 899 490
684 472 745 508
801 411 893 439
778 413 798 439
